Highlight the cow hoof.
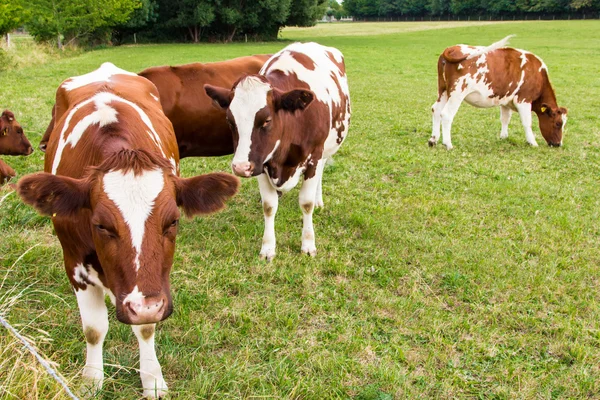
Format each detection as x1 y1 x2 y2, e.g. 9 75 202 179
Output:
500 133 508 139
301 246 317 257
428 138 437 147
259 248 276 261
315 199 324 208
442 143 453 150
528 141 539 147
80 370 103 397
143 387 168 399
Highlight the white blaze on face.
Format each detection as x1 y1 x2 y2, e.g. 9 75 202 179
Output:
52 92 167 174
103 168 164 272
123 285 144 307
230 76 271 165
62 62 137 92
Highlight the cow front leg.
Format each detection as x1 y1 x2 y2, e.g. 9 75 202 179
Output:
299 161 322 257
515 102 538 146
314 158 326 208
132 324 168 398
258 173 279 261
440 93 466 150
75 282 108 394
430 91 448 146
500 106 512 139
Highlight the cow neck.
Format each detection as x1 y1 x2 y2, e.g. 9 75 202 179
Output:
533 75 558 111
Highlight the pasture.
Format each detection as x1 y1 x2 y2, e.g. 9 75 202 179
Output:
1 20 600 399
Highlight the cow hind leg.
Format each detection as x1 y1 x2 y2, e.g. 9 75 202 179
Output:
500 106 512 139
258 173 279 261
430 91 448 146
75 284 108 395
132 324 168 399
299 160 323 257
515 102 538 146
440 93 466 150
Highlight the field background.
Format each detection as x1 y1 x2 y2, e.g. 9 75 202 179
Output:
1 21 600 399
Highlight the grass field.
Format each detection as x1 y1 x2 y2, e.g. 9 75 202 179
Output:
1 20 600 399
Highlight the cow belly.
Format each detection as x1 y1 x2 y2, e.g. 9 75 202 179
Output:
464 92 513 108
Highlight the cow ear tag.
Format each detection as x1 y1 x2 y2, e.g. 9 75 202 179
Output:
1 128 6 136
52 213 57 217
540 106 547 113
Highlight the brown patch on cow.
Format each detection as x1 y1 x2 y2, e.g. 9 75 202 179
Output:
84 327 101 345
0 159 16 184
302 202 313 214
291 51 316 70
442 46 470 63
263 203 274 217
326 51 346 74
140 325 155 341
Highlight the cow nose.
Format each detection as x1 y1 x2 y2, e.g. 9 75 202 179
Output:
232 161 254 177
26 146 33 155
124 295 166 324
548 142 561 148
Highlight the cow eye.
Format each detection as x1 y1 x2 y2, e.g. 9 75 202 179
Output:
17 128 23 135
164 219 178 234
95 224 117 238
262 117 272 128
226 119 236 130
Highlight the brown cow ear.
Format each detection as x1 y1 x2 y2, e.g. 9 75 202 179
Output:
274 89 314 112
17 173 91 217
204 84 232 109
175 172 239 218
1 110 14 122
540 103 553 115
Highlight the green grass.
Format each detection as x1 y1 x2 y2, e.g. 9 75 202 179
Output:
1 20 600 399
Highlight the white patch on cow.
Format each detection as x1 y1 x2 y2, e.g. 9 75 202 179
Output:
103 168 164 272
230 76 270 165
74 263 89 286
519 51 528 68
150 93 159 102
263 140 280 163
169 158 177 175
62 62 136 92
123 285 144 304
476 54 486 66
52 92 167 174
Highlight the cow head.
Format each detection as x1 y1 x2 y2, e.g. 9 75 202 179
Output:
204 75 314 177
17 150 239 325
536 103 568 147
0 110 33 156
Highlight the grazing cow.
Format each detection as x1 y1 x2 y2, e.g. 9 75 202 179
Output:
430 35 567 149
17 62 239 398
0 110 33 184
38 55 271 157
205 42 351 260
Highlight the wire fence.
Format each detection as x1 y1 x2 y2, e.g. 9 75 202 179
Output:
352 13 600 22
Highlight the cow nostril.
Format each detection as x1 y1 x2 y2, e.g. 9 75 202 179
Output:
126 302 138 316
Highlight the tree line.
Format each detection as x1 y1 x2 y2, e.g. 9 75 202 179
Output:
341 0 600 18
0 0 327 48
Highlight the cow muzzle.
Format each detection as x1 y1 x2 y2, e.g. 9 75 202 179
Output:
232 161 255 178
122 293 169 325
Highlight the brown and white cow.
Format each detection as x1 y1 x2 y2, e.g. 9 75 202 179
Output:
17 62 239 398
430 35 567 149
38 55 271 158
0 110 33 184
205 42 351 260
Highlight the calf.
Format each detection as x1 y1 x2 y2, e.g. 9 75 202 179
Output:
38 55 271 158
430 35 567 149
0 110 33 184
17 62 239 398
205 42 351 260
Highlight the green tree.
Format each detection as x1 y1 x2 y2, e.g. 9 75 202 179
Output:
25 0 141 48
0 0 29 44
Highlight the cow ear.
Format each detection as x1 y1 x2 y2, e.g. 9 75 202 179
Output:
274 89 314 112
175 172 239 218
1 110 14 122
17 173 91 217
204 84 233 109
540 103 553 115
558 107 568 115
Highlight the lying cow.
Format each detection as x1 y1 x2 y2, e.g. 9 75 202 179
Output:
38 55 271 158
205 42 351 260
17 62 239 398
430 35 567 149
0 110 33 184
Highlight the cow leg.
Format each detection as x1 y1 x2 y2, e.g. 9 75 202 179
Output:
430 91 448 146
500 106 512 139
75 284 108 394
132 324 168 398
314 158 326 208
258 173 279 261
299 160 323 257
515 102 538 146
440 93 466 150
